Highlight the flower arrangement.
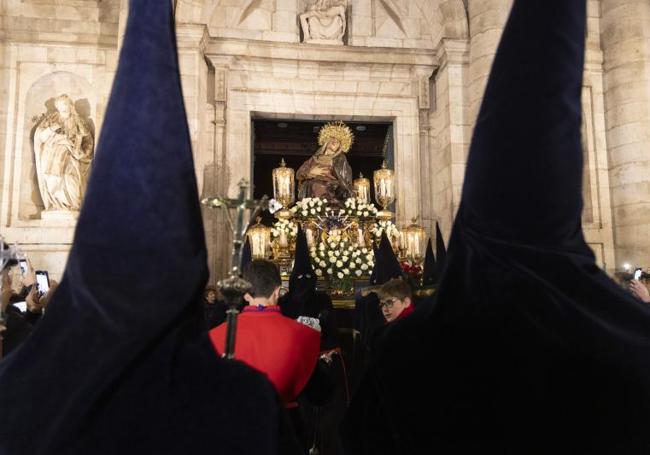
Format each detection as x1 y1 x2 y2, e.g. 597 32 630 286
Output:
371 220 400 242
291 197 328 219
342 197 379 219
309 233 375 293
270 219 298 241
400 260 423 291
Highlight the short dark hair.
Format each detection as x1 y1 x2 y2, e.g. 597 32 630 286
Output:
242 260 282 299
378 278 412 301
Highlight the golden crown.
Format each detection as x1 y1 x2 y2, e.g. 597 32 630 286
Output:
318 120 354 153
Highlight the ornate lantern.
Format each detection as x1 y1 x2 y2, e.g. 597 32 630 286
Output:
246 218 271 260
374 160 395 220
272 158 295 219
353 173 371 203
402 218 427 264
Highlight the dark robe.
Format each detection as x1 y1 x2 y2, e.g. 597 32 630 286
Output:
280 288 337 350
0 2 299 453
343 0 650 453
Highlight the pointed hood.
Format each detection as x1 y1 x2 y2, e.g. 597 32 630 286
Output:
0 0 210 448
369 242 381 285
240 236 252 272
421 239 437 286
375 232 402 286
433 222 447 282
289 226 316 294
459 0 587 248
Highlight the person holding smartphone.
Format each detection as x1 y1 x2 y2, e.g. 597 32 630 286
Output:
631 277 650 303
0 262 58 356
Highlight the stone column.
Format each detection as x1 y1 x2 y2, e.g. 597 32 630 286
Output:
431 39 469 238
414 65 434 235
467 0 513 125
0 38 8 209
601 0 650 267
116 0 129 55
203 59 233 285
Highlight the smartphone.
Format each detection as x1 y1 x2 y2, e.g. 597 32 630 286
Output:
19 259 28 276
35 270 50 296
634 268 643 280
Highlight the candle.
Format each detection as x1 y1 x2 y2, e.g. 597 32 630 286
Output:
306 229 315 248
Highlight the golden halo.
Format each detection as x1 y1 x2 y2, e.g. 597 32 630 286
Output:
317 120 354 153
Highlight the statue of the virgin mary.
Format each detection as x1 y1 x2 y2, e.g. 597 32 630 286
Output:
296 121 354 203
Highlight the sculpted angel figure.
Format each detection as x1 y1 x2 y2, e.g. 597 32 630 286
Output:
300 0 347 44
296 121 354 203
33 94 94 212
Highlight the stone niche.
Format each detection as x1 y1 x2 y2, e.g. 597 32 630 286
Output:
19 71 95 222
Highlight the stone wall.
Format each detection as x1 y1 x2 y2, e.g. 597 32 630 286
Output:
601 0 650 268
0 0 118 279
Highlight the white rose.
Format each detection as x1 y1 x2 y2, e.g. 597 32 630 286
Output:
361 248 368 254
337 272 344 279
327 250 333 256
336 261 343 267
355 269 363 276
356 258 362 264
366 254 373 261
343 268 350 274
361 264 368 271
302 210 308 216
363 211 369 217
350 262 356 269
310 209 316 215
329 257 336 263
315 269 323 276
342 256 349 262
320 261 327 267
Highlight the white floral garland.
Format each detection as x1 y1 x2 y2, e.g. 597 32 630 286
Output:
290 197 328 219
342 197 379 219
270 218 298 239
310 235 375 281
371 220 400 241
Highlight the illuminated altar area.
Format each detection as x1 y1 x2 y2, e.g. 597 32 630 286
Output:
246 121 430 297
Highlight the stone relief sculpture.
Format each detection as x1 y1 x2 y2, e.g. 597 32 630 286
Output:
300 0 347 45
33 94 94 214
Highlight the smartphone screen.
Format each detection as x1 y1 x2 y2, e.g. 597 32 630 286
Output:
19 259 28 276
635 268 643 280
35 271 50 296
13 301 27 312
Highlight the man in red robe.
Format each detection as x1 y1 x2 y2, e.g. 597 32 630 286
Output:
209 260 321 407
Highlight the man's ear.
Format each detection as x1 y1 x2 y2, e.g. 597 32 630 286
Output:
404 297 412 307
243 293 253 304
273 286 281 301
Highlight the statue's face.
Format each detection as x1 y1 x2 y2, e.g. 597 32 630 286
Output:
326 137 341 153
55 99 72 119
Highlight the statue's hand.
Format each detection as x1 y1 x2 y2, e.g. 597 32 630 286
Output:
308 167 329 178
